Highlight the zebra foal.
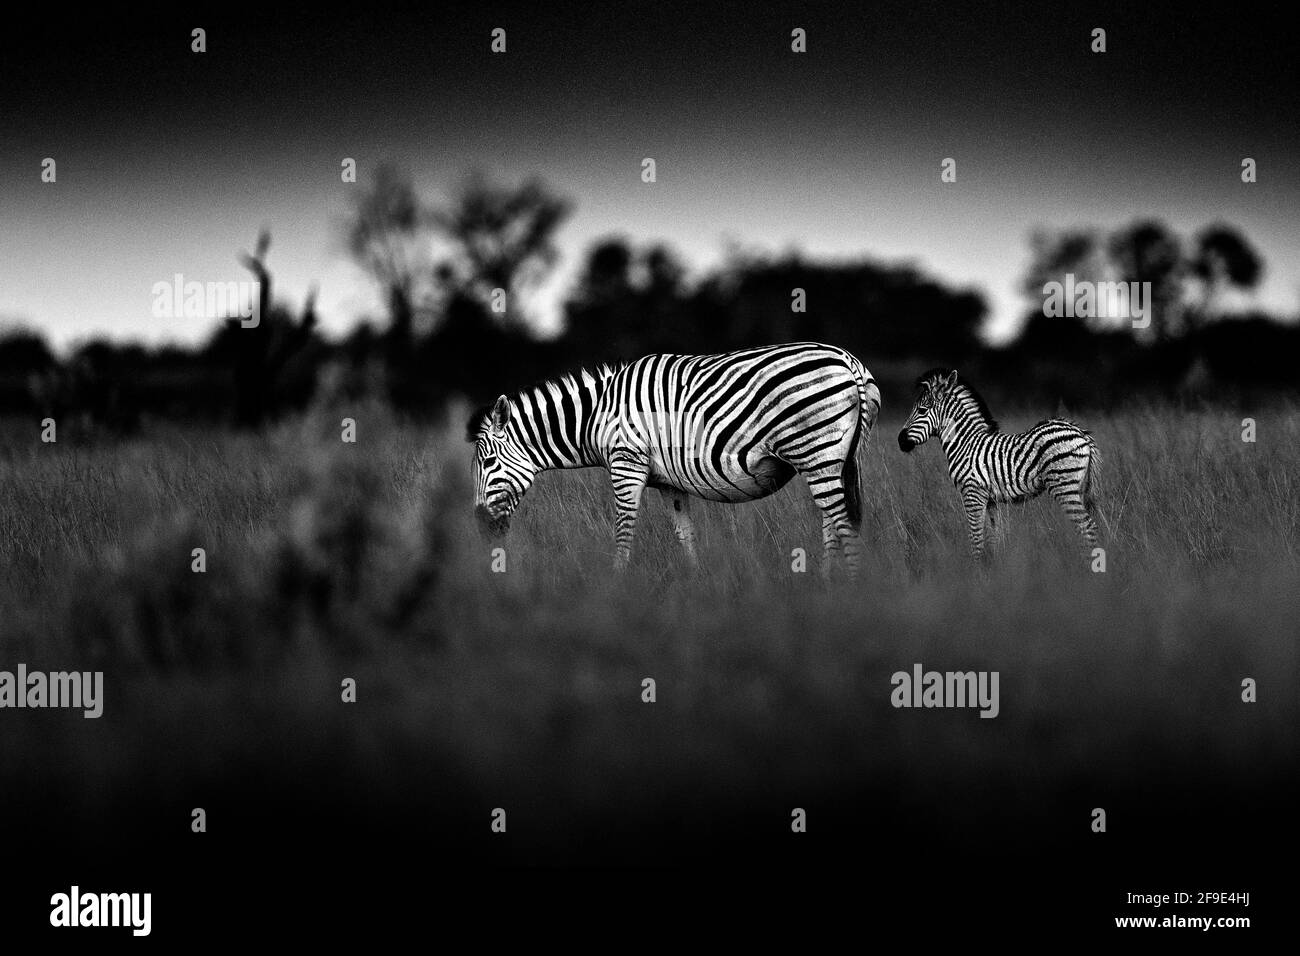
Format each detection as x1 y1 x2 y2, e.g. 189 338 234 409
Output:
467 342 882 576
896 369 1100 557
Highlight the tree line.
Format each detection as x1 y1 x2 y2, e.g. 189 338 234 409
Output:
1 167 1296 432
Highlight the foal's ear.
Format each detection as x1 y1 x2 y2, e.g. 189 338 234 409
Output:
490 395 511 431
945 370 959 388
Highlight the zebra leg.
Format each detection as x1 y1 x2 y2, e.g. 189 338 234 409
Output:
820 512 841 581
1047 479 1098 547
658 488 699 566
802 465 861 578
961 487 988 558
608 452 651 571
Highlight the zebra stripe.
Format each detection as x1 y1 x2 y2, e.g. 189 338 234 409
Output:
468 342 882 575
897 368 1100 557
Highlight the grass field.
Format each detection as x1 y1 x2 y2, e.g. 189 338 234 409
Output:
0 398 1296 882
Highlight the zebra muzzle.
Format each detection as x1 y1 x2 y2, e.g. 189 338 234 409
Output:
475 504 510 537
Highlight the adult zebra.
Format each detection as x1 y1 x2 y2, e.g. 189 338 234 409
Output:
897 368 1100 557
467 342 882 575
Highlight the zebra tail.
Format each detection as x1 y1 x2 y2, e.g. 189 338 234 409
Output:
844 363 882 530
844 447 863 528
859 374 882 439
1082 430 1100 507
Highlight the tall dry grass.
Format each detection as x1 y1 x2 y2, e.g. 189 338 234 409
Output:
0 400 1295 863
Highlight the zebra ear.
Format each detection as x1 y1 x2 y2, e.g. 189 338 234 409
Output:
491 395 511 431
946 370 959 388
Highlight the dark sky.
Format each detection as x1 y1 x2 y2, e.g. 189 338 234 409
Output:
1 1 1296 346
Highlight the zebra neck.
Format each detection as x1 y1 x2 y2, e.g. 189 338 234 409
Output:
512 375 606 471
515 428 591 470
939 408 995 459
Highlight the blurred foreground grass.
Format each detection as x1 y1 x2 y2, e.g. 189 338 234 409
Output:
0 401 1295 861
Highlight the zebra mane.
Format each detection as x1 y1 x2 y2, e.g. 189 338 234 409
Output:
464 363 626 442
916 368 999 433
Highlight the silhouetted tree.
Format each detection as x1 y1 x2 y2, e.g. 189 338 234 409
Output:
430 172 571 328
0 328 55 375
564 237 692 363
212 230 321 427
1190 224 1263 324
343 165 429 355
579 238 634 301
1107 220 1184 340
1 327 58 415
1021 228 1109 327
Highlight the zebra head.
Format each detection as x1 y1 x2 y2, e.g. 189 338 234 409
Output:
898 369 958 452
467 395 539 536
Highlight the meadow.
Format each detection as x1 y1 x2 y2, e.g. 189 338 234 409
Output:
0 397 1295 892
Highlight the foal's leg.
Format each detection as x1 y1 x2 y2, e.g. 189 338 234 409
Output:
1047 478 1098 546
961 486 989 558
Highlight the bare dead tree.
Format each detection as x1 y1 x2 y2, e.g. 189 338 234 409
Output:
229 230 319 427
